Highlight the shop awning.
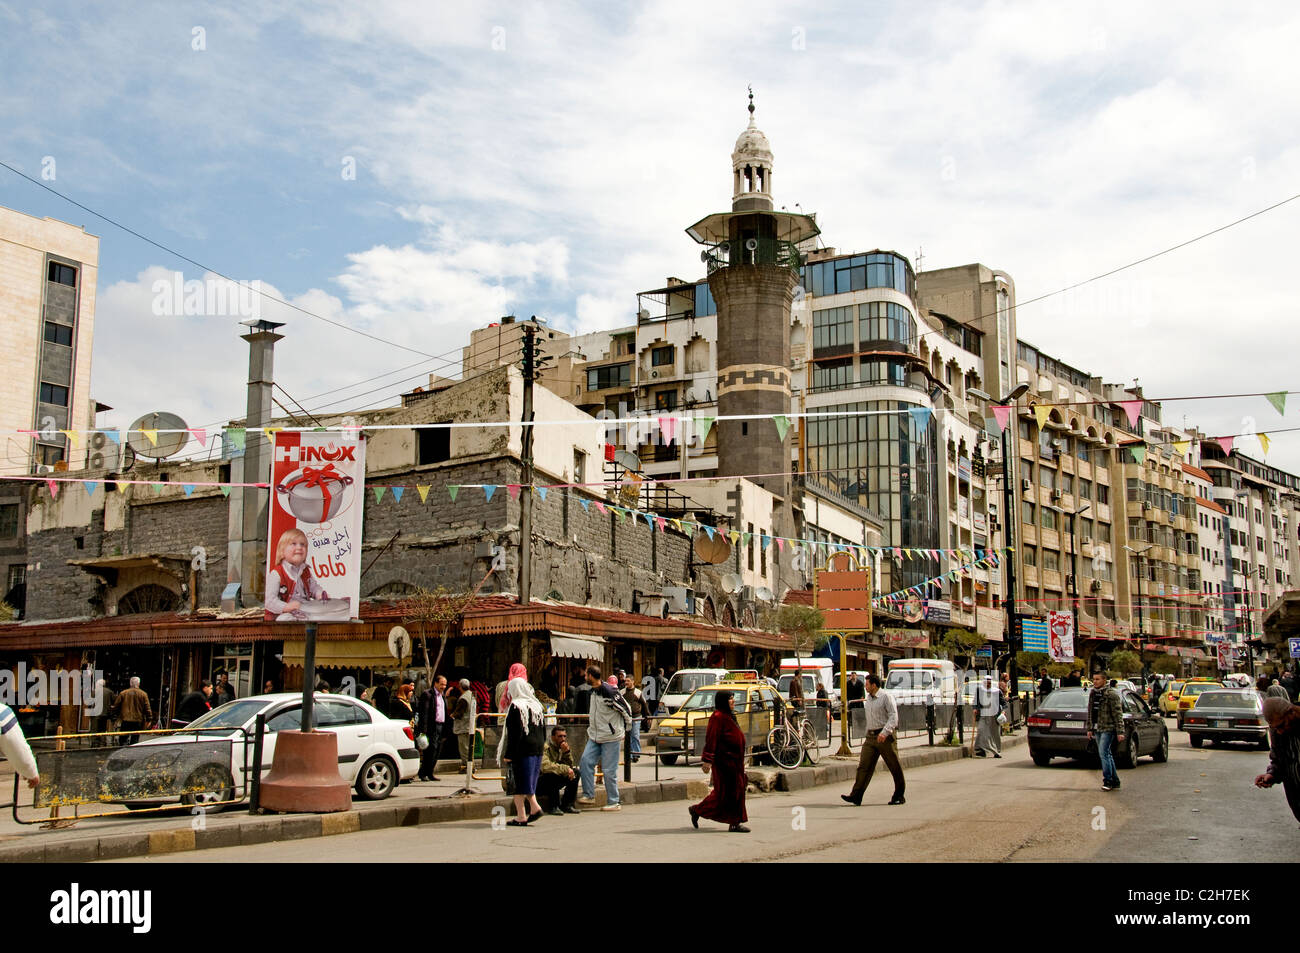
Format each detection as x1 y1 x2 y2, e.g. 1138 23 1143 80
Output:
549 632 607 660
681 639 714 651
281 639 399 670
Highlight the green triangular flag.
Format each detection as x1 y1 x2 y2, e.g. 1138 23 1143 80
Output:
695 416 715 443
226 428 246 451
152 483 164 495
374 486 386 503
1130 445 1146 464
448 485 460 502
1266 392 1287 416
220 486 231 498
772 415 791 441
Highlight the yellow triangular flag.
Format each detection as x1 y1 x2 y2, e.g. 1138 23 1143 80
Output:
1173 439 1190 456
1259 433 1271 456
416 485 431 503
117 482 129 494
141 428 158 446
60 429 80 448
728 530 740 544
1033 403 1051 431
264 427 282 443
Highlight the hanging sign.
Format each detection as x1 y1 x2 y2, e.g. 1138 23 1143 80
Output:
1047 611 1074 662
265 430 367 622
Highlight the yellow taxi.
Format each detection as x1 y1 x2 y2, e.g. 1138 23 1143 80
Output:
652 673 791 765
1175 679 1225 729
1157 680 1184 716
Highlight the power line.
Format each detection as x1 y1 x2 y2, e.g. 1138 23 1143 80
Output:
0 159 438 359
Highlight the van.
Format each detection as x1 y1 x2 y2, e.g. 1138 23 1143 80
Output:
884 658 958 706
778 657 839 713
659 669 728 714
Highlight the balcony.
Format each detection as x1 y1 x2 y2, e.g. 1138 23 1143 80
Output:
701 236 804 273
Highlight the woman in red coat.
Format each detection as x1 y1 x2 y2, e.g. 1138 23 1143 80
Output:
689 689 750 833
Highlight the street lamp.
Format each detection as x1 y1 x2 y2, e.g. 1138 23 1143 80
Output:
1124 544 1153 655
968 383 1029 703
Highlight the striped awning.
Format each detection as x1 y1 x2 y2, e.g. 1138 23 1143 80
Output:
549 632 607 660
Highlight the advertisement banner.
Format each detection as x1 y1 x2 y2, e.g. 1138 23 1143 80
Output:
1047 611 1074 662
1021 617 1048 653
265 431 366 623
1216 642 1232 671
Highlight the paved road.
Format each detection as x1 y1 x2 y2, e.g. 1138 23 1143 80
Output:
109 730 1296 863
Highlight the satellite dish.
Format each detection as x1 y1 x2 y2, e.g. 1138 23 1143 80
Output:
387 625 411 661
693 533 732 566
721 572 743 594
614 449 641 473
755 586 774 602
127 412 189 459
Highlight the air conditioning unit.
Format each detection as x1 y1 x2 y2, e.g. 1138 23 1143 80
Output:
741 585 758 603
1090 580 1103 592
638 595 669 618
1021 478 1032 492
650 370 660 379
1081 536 1094 545
1051 490 1063 502
661 586 695 615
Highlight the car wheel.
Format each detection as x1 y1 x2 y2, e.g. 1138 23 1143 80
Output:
180 763 235 811
1151 728 1169 763
661 754 678 766
1189 734 1204 749
355 756 398 800
1031 751 1052 767
1119 734 1138 769
1176 715 1183 731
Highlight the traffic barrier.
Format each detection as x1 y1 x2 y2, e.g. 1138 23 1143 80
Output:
12 727 250 825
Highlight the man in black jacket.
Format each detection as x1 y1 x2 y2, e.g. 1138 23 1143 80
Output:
175 680 212 725
415 675 448 781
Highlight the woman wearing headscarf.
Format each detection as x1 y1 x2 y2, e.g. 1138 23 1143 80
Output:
688 689 750 833
1255 697 1300 825
500 676 546 826
496 662 527 713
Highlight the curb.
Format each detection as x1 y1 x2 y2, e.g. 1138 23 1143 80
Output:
8 734 1025 862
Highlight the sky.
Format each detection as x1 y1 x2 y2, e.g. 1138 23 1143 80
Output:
2 0 1299 474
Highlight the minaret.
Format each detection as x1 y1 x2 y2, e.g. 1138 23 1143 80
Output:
686 90 819 499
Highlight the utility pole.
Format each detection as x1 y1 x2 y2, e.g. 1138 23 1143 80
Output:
519 324 536 606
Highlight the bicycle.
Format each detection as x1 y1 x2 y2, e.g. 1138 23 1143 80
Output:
766 706 819 769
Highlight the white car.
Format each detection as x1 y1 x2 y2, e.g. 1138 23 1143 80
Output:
99 693 420 808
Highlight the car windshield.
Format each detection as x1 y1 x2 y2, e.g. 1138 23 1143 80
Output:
1041 688 1090 711
183 699 266 730
777 675 816 694
1194 692 1258 710
666 673 717 696
679 689 737 712
885 671 937 690
1181 683 1220 696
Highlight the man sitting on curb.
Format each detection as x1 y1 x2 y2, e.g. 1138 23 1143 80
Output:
538 725 581 815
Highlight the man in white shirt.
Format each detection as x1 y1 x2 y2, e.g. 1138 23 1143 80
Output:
840 674 905 806
973 674 1003 758
0 704 40 790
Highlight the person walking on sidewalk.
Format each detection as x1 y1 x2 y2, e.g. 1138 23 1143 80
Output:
111 677 153 745
1087 671 1125 792
500 677 546 826
0 703 40 790
973 675 1003 758
841 674 905 806
689 689 749 833
451 678 476 773
620 672 644 762
538 725 580 815
577 666 632 812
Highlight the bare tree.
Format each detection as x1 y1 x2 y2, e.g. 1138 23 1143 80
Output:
401 585 475 684
760 603 828 674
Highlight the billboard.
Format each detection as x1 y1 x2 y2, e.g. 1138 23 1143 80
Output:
1047 611 1074 662
1021 617 1048 653
265 431 366 623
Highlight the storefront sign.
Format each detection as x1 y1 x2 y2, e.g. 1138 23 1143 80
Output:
878 627 929 648
958 457 971 483
926 600 951 623
265 431 366 623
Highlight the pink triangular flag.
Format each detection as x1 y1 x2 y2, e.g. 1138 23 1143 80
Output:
658 416 676 445
991 405 1012 432
1119 400 1143 429
46 479 59 497
507 484 521 500
594 501 606 515
1216 436 1234 455
189 427 207 448
776 538 785 552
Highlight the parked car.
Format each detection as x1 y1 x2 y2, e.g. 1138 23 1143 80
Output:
1183 690 1271 749
660 669 730 714
1026 686 1169 768
98 693 420 809
654 675 792 765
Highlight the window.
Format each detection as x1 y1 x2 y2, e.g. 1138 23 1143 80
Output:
1076 442 1089 463
1039 467 1056 490
586 363 631 391
1079 479 1092 500
654 390 676 411
1041 507 1058 531
0 504 17 538
36 444 63 466
1018 420 1031 440
812 306 855 352
417 424 451 465
573 450 586 485
1023 500 1035 526
47 262 77 286
38 382 69 406
1097 484 1109 505
7 565 25 590
1097 522 1112 542
1042 550 1060 572
43 322 74 346
812 358 854 391
1060 474 1073 494
760 530 768 576
1023 546 1037 567
747 522 755 571
651 346 674 367
858 301 917 350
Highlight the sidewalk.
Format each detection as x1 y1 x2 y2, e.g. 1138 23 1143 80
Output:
0 729 1021 862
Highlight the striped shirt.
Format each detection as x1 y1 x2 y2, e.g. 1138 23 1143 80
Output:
862 690 898 735
0 704 39 780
